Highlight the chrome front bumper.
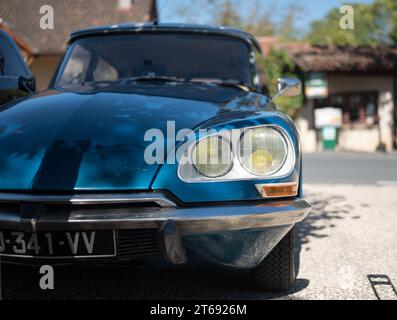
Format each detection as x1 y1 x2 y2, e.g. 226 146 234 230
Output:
0 192 311 267
0 192 311 235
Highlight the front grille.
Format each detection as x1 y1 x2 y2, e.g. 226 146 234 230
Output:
117 229 161 259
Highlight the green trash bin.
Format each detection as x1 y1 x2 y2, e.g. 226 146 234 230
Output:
321 126 339 150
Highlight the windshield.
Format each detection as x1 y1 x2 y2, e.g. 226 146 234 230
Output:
54 33 253 87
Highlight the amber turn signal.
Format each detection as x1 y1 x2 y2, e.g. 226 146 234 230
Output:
255 182 298 198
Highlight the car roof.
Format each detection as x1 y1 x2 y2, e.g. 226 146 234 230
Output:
69 22 262 52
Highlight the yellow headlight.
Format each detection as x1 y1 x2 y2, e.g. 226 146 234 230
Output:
239 127 287 176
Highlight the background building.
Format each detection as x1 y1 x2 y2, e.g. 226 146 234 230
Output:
0 0 158 89
259 37 397 152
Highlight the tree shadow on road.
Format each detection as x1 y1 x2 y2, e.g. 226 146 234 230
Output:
295 190 359 275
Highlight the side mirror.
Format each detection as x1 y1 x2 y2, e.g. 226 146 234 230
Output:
273 77 302 100
18 76 36 93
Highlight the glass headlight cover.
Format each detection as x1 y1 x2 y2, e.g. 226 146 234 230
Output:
192 136 233 178
239 127 287 176
177 125 295 183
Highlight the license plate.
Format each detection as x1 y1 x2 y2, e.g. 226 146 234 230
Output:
0 230 116 258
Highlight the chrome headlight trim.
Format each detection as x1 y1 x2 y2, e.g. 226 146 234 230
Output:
177 124 296 183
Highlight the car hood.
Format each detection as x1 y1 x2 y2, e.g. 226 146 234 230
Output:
0 84 271 191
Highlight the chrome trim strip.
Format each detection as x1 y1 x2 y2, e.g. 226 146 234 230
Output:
0 192 176 207
0 199 311 235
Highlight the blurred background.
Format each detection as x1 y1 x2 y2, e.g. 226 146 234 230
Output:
0 0 396 300
1 0 396 153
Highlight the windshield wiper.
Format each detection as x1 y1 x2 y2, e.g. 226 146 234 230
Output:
192 79 252 92
79 76 185 87
122 76 185 83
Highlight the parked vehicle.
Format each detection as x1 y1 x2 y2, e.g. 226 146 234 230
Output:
0 30 35 105
0 23 310 291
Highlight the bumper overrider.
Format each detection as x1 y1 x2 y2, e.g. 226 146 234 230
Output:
0 192 311 268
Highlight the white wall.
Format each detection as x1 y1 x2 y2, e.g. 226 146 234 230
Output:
297 74 395 152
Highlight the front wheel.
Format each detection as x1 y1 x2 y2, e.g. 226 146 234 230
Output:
251 227 296 291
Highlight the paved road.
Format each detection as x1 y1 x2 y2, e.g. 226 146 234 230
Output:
303 152 397 185
293 184 397 299
1 153 397 300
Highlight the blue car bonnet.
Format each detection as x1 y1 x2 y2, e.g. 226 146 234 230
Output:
0 83 269 191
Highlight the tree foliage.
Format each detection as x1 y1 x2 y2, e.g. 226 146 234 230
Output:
307 0 397 45
212 0 276 36
374 0 397 44
262 47 303 118
214 0 242 27
174 0 302 38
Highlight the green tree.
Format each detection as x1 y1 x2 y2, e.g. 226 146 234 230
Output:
262 47 303 118
243 0 275 36
373 0 397 44
172 0 302 38
278 2 305 40
214 0 242 27
214 0 301 38
307 1 397 45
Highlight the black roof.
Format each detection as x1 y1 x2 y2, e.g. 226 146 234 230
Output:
69 23 262 52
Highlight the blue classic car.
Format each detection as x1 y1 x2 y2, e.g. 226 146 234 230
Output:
0 23 310 291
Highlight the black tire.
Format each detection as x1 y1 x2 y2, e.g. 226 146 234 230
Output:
252 227 296 291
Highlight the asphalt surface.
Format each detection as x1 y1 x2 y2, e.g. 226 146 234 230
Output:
303 152 397 185
1 152 397 300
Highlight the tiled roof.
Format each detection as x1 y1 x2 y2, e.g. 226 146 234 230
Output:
0 0 157 55
287 44 397 73
258 37 397 73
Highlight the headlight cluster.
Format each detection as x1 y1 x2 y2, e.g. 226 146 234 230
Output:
178 125 295 183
